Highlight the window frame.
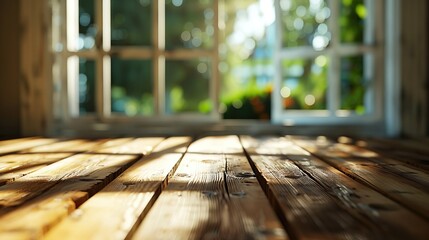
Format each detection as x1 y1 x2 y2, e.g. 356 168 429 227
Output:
49 0 400 137
272 0 385 125
55 0 220 124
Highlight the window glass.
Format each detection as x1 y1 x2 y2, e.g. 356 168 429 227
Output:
165 0 214 50
111 0 152 46
111 59 154 116
79 58 96 114
340 55 366 113
281 56 328 110
165 59 211 114
78 0 96 51
340 0 366 44
280 0 331 49
220 0 274 119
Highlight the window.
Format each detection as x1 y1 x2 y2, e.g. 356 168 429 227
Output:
51 0 388 134
272 0 382 125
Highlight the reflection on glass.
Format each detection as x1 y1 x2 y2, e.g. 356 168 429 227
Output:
340 0 366 43
165 0 214 49
111 0 152 46
79 0 96 50
165 59 211 114
79 58 96 114
111 59 153 116
281 56 328 110
340 55 366 113
220 0 275 119
280 0 330 49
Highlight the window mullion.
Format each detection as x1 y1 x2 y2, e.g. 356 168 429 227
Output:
95 0 111 119
154 0 165 116
272 0 283 123
327 0 340 116
211 0 220 119
363 0 375 115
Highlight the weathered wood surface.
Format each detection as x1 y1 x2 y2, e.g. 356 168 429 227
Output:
0 153 72 185
290 136 429 221
242 136 429 239
0 136 427 239
133 136 287 239
0 138 57 155
0 137 163 239
241 136 377 239
44 137 191 240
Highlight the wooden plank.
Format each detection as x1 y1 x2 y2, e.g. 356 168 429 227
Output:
0 138 57 155
240 135 378 239
23 139 106 153
0 153 72 185
0 153 138 209
329 140 429 192
93 137 164 154
0 137 36 146
132 136 287 239
342 137 429 172
0 137 163 209
0 191 88 239
0 138 165 238
242 136 429 239
290 136 429 221
43 137 191 240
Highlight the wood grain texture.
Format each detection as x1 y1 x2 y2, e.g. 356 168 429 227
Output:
0 153 72 185
44 137 191 240
0 138 57 155
341 137 429 172
133 136 287 240
23 139 105 153
19 0 51 136
240 135 377 240
243 136 429 239
0 153 138 209
93 137 164 154
329 141 429 192
0 138 164 239
0 191 88 239
290 136 429 221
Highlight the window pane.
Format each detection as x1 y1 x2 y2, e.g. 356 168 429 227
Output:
165 0 214 50
111 0 152 46
111 59 154 116
281 56 328 110
220 0 275 120
165 59 211 114
79 0 96 50
280 0 331 49
79 58 96 114
340 55 366 113
340 0 366 44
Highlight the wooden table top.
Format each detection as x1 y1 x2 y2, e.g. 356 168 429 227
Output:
0 135 428 239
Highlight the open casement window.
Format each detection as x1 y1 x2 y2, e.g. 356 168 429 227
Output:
272 0 384 125
51 0 392 135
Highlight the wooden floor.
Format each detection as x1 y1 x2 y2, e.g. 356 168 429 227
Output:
0 135 428 239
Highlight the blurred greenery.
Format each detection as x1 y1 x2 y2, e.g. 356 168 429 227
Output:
111 0 152 46
79 58 96 114
340 0 366 43
281 56 328 110
111 59 154 116
165 59 211 114
340 55 366 113
76 0 369 118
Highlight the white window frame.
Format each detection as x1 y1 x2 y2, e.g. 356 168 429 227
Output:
50 0 400 136
272 0 385 125
54 0 220 126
